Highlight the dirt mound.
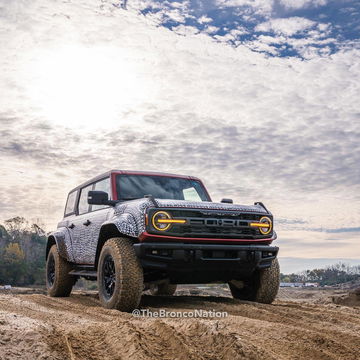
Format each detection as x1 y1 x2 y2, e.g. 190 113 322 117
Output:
332 288 360 307
1 290 360 360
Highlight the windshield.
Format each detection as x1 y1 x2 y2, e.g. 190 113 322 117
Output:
116 175 210 202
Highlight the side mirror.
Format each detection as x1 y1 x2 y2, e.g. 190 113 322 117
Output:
88 191 113 206
221 198 233 204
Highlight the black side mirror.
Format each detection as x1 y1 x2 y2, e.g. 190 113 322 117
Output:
88 191 117 206
221 198 233 204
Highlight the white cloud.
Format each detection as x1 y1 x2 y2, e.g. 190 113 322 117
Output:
0 0 359 259
255 17 316 36
205 25 219 34
279 0 328 10
216 0 274 16
172 25 200 36
166 9 186 23
198 15 213 24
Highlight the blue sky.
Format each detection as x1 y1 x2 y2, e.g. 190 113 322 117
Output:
0 0 359 266
125 0 360 58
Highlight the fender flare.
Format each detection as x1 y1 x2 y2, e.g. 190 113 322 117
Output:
46 228 74 262
95 213 139 268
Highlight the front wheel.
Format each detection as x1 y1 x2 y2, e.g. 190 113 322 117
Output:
46 245 75 297
97 237 143 312
229 258 280 304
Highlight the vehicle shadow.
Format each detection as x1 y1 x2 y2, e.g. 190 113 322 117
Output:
140 294 239 309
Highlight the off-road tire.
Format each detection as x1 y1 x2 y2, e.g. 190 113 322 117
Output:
97 237 143 312
229 258 280 304
150 283 177 296
46 245 75 297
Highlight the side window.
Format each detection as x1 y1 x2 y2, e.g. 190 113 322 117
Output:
92 177 111 211
78 184 93 215
64 191 77 216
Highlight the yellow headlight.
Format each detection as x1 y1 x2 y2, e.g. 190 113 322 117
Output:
152 211 186 231
259 216 272 235
250 216 272 235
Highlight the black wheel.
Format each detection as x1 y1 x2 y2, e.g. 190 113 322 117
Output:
46 245 75 297
150 283 177 296
97 237 143 312
102 254 116 300
229 258 280 304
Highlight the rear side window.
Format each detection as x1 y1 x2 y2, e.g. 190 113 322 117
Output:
64 191 77 216
78 184 93 215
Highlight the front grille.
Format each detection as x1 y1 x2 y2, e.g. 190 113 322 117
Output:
148 208 273 239
171 224 257 238
170 210 263 221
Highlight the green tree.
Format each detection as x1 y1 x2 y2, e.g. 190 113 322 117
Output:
0 242 26 284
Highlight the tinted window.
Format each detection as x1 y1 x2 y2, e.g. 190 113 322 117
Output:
78 184 93 215
92 177 111 211
116 175 210 202
64 191 77 216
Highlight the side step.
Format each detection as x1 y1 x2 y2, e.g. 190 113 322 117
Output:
69 269 97 280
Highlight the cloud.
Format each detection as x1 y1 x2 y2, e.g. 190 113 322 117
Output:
215 0 274 16
0 0 359 260
279 0 328 11
124 0 359 58
198 15 213 24
255 17 316 36
308 227 360 233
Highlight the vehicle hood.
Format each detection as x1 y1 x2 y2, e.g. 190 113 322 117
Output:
155 199 269 214
114 198 269 215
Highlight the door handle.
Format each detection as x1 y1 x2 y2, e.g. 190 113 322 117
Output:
83 220 91 226
69 223 75 229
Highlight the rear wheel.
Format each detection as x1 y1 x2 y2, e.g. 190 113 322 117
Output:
46 245 75 297
229 258 280 304
150 283 177 296
98 237 143 312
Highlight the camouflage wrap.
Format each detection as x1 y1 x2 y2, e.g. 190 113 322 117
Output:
49 198 271 264
108 198 269 238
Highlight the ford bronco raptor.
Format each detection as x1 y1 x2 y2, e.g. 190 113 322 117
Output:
46 170 279 311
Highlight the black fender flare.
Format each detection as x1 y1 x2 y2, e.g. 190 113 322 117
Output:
46 228 74 262
95 215 139 269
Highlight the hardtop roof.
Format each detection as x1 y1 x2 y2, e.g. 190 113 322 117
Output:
68 170 201 194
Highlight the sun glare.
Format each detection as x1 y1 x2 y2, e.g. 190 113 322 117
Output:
27 46 153 129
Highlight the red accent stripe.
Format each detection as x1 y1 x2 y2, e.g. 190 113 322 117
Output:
111 172 118 200
138 231 274 244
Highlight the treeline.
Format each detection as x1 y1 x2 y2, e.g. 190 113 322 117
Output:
0 217 46 286
280 263 360 286
1 216 360 288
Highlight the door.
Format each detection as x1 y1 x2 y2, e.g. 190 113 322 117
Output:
70 178 112 264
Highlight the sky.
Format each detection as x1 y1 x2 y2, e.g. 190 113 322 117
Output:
0 0 359 270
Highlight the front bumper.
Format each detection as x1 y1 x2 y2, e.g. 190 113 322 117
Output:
134 242 279 283
139 231 277 244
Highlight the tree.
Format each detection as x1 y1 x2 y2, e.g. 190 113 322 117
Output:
0 218 47 286
0 243 26 284
4 216 30 241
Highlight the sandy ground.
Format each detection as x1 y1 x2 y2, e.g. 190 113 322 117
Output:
0 286 359 360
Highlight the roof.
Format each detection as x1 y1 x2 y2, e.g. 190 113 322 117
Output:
69 170 201 193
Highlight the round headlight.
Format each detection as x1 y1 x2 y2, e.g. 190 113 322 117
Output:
259 216 272 235
152 211 172 231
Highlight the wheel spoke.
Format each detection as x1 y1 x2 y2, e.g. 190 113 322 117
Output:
102 254 116 299
47 254 56 286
